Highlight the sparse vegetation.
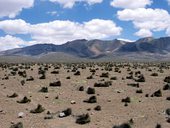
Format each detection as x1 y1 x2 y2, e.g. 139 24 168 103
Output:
94 81 112 87
30 104 45 114
49 81 61 87
10 122 23 128
151 89 162 97
17 96 31 103
164 76 170 83
0 62 169 127
39 87 48 93
7 93 18 98
76 113 91 124
84 96 97 103
94 105 101 111
86 87 95 94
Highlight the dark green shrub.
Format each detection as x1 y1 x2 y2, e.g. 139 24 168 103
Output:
7 93 18 98
18 71 27 78
51 71 59 74
155 124 161 128
39 74 46 79
166 97 170 101
17 96 31 103
39 87 48 93
10 122 23 128
74 71 80 75
79 86 84 91
94 81 112 87
110 76 117 80
151 73 158 76
164 76 170 83
87 87 95 94
94 105 101 111
136 89 143 93
151 89 162 97
127 83 139 88
20 80 25 86
62 108 72 117
66 76 70 79
163 84 170 90
166 108 170 115
135 75 145 82
49 81 61 87
84 96 97 103
30 104 45 113
76 113 91 124
100 72 109 78
126 75 133 79
167 118 170 123
122 97 131 103
26 76 34 81
87 75 93 79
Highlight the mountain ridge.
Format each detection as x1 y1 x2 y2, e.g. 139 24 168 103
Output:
0 37 170 61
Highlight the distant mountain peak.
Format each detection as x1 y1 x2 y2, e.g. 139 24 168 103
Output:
0 37 170 61
136 37 154 43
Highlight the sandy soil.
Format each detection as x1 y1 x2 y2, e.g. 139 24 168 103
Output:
0 62 169 128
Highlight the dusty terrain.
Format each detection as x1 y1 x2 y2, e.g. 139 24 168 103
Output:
0 62 169 128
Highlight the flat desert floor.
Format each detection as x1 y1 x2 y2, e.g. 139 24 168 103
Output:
0 62 169 128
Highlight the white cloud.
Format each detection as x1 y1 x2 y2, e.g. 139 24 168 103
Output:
117 38 134 42
0 19 122 46
135 29 152 37
110 0 152 9
133 21 169 31
0 19 30 34
0 0 34 18
47 11 58 16
118 8 170 22
49 0 103 8
0 35 27 51
117 8 170 37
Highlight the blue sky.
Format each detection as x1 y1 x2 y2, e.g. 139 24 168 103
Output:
0 0 170 50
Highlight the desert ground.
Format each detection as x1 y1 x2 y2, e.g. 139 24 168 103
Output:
0 62 170 128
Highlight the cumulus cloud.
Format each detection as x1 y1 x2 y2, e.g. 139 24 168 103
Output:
0 19 30 34
0 35 28 51
117 8 170 37
49 0 103 8
0 0 34 18
110 0 152 9
118 8 170 22
135 29 152 37
0 19 122 46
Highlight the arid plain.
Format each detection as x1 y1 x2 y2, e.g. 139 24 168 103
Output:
0 62 170 128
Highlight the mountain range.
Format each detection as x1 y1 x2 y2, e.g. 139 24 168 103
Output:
0 37 170 62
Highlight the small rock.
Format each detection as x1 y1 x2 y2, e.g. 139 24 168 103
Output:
18 112 25 118
71 100 76 104
59 112 65 118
